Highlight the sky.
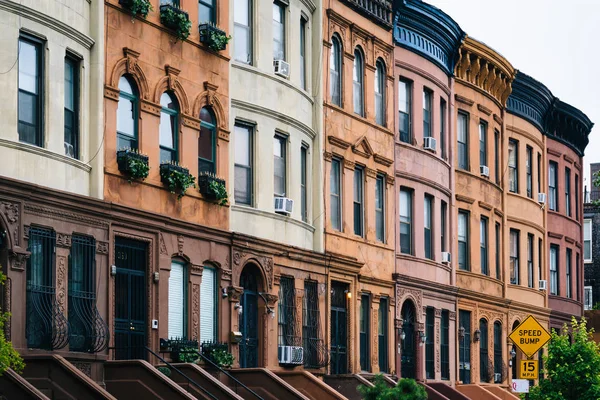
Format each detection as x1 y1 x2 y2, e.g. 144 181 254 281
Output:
426 0 600 190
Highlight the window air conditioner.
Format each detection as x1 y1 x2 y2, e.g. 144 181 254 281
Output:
538 193 547 204
423 137 437 152
273 60 290 79
441 252 451 264
64 142 75 158
480 165 490 178
538 280 547 291
494 373 502 383
274 197 294 215
278 345 304 365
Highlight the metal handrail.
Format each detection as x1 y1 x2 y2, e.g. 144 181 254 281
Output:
144 346 218 400
193 350 263 400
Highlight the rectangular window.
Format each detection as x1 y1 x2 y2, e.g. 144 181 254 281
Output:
537 153 542 193
566 248 572 298
425 307 435 379
528 234 534 288
18 35 44 146
495 223 501 280
440 99 447 159
585 286 593 310
508 140 518 193
300 17 307 90
441 201 447 252
168 261 187 339
302 280 320 368
457 112 469 170
234 0 252 63
585 219 592 262
458 210 469 270
273 2 285 61
479 121 487 167
398 79 411 143
549 161 558 211
359 294 370 371
493 322 503 383
300 145 308 223
199 0 216 23
68 235 96 352
538 238 543 286
424 195 433 260
575 174 579 220
423 89 432 138
576 253 580 301
400 189 413 254
234 123 253 205
565 167 571 217
550 245 559 295
441 310 450 380
526 146 533 198
64 55 79 159
378 298 388 373
494 130 500 183
375 175 385 242
353 167 364 237
480 217 488 275
330 159 342 231
200 266 217 343
510 229 519 285
278 276 295 346
459 310 472 384
274 134 286 197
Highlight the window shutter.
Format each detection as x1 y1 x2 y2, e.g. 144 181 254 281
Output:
200 267 216 343
168 262 185 339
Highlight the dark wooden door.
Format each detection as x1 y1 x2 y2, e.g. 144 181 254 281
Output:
239 269 259 368
330 281 348 374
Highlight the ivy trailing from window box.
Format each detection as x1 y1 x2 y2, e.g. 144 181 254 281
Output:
117 149 150 183
197 173 228 205
160 163 196 200
201 341 234 368
198 24 232 52
160 4 192 41
119 0 153 19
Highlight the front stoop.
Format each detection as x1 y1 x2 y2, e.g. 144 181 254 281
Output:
0 368 50 399
226 368 311 400
457 384 503 400
428 382 472 400
420 383 451 400
323 374 373 400
170 363 244 400
275 370 349 400
483 385 521 400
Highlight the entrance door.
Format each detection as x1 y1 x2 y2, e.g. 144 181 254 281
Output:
239 268 259 368
401 301 416 379
114 238 147 360
330 281 348 374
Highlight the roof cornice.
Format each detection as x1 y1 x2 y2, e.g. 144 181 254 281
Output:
506 71 554 132
393 0 465 75
546 99 594 156
455 36 516 105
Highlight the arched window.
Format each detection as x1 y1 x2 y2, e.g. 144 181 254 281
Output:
117 76 138 150
353 49 364 116
199 107 217 174
159 92 179 163
330 36 342 106
493 321 503 383
479 319 489 382
375 59 385 125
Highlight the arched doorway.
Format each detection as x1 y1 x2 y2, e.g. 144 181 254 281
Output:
239 265 261 368
401 300 416 379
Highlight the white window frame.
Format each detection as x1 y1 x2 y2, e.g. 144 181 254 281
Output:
585 218 593 262
584 286 593 310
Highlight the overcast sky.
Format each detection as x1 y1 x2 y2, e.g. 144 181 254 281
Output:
426 0 600 190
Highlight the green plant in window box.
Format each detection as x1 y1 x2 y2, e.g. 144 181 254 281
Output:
116 149 150 183
201 342 234 368
197 173 228 205
160 162 196 200
198 24 232 52
169 338 200 363
160 4 192 41
119 0 153 19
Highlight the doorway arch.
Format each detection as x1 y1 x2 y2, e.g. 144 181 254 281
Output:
401 300 416 379
239 264 263 368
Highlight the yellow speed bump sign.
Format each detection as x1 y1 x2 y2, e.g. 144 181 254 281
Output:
509 315 551 358
519 360 538 379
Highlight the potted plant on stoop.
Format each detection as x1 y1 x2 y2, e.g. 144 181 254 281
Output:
197 172 228 205
201 342 234 368
119 0 153 19
160 162 196 200
116 148 150 183
160 4 192 41
198 24 231 52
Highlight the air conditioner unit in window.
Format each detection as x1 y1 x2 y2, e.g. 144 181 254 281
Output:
538 192 547 204
441 252 451 264
494 373 502 383
273 59 290 79
274 197 294 215
64 142 75 158
539 280 547 291
423 137 437 152
278 346 304 365
480 165 490 177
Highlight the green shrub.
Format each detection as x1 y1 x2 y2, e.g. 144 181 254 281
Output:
160 5 192 41
358 375 427 400
120 0 153 19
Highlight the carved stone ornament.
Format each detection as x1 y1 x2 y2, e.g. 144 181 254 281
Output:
72 362 92 378
228 286 244 302
190 264 203 276
96 241 109 254
192 284 200 340
56 233 72 248
9 250 29 271
396 286 423 322
449 311 456 321
1 202 20 246
57 256 67 314
264 293 278 307
232 249 274 290
159 233 168 255
177 235 184 256
221 269 232 282
395 318 403 329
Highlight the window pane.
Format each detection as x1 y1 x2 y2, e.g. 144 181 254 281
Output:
234 25 250 63
200 267 216 343
353 51 363 115
235 126 250 166
398 80 409 113
331 159 341 230
19 40 38 94
274 136 286 196
273 3 285 60
234 0 249 24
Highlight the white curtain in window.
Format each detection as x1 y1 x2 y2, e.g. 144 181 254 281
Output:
200 267 216 343
169 262 185 339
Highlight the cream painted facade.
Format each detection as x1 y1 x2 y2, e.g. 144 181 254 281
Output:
0 0 104 198
229 0 324 251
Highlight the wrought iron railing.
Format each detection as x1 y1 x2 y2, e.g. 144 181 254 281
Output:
303 280 329 368
26 284 69 350
68 290 109 353
341 0 392 27
584 189 600 203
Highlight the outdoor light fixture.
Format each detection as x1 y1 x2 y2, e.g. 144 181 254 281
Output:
459 326 465 339
419 331 426 344
267 307 275 319
234 302 243 315
400 329 406 341
344 289 352 299
473 329 481 342
221 288 228 298
510 347 516 359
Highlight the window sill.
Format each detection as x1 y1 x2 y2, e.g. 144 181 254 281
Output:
231 204 315 233
0 138 92 172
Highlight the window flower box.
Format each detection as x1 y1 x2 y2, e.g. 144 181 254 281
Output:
160 163 196 200
198 24 231 52
116 149 150 182
160 4 191 41
119 0 153 19
197 173 228 205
